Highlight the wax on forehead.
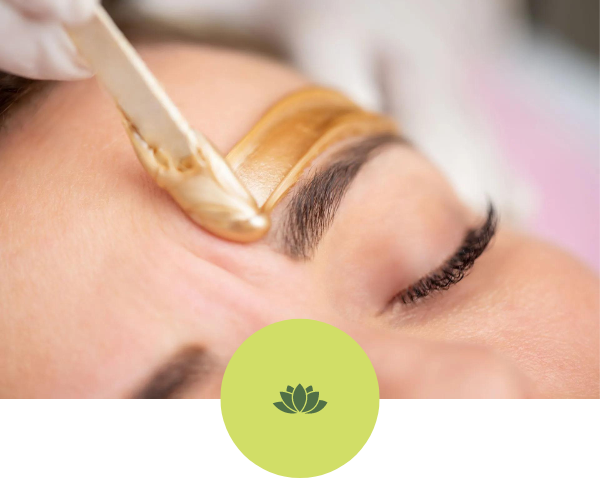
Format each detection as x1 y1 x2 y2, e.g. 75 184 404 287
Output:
226 88 399 212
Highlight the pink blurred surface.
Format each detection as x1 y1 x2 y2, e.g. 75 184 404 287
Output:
475 68 599 271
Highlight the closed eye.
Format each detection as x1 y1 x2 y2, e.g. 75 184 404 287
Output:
390 204 497 306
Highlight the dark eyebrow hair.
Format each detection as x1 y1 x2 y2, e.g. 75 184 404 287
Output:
279 134 406 259
133 346 213 399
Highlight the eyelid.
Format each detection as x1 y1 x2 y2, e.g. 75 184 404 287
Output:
389 204 497 308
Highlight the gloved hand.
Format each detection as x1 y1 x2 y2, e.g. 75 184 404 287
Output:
0 0 99 80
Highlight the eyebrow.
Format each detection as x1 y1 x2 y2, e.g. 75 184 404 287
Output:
133 346 213 399
279 134 407 259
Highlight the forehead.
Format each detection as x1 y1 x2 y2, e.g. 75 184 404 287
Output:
4 43 308 157
133 43 309 151
0 44 313 397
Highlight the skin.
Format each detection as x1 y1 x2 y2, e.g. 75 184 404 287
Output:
0 43 597 398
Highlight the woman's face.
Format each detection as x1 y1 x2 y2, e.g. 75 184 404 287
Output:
0 44 597 398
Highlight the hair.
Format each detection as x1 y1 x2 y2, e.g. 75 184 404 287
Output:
0 74 42 130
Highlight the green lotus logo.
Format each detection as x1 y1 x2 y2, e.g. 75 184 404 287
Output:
273 384 327 414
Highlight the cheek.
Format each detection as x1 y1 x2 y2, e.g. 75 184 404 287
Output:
394 232 599 398
494 253 599 398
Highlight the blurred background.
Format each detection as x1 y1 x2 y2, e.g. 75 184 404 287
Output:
110 0 599 269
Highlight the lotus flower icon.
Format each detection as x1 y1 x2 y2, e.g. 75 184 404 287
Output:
273 384 327 414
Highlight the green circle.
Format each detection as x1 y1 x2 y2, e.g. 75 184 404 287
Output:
221 319 379 478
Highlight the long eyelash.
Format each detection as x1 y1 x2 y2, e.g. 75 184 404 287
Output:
395 204 497 305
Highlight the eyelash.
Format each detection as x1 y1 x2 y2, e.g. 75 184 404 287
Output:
392 205 497 305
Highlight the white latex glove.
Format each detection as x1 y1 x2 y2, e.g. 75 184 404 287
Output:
277 0 534 222
0 0 99 80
